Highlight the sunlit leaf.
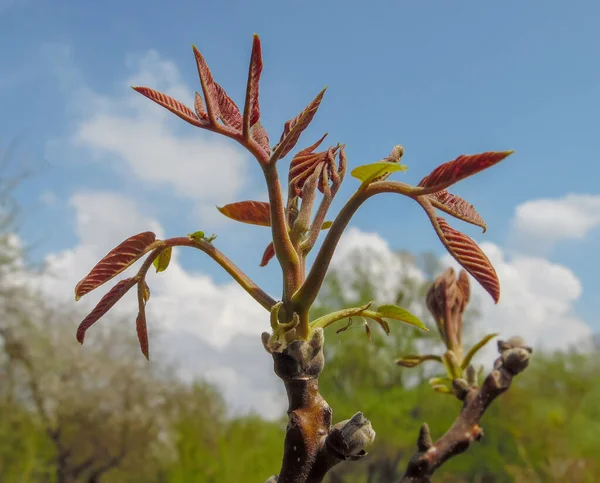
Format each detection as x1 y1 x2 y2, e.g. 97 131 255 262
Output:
217 201 271 226
350 161 407 184
376 304 428 330
188 231 205 241
153 247 172 273
132 87 204 127
430 215 500 303
427 190 487 232
75 232 156 300
418 151 514 191
461 333 499 370
76 278 137 344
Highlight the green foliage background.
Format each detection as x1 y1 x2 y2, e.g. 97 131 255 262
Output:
0 176 598 482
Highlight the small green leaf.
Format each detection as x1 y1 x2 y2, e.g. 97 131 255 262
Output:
321 221 333 230
461 333 499 369
376 304 428 330
350 161 408 184
395 354 443 368
153 247 172 273
432 384 453 395
188 231 205 241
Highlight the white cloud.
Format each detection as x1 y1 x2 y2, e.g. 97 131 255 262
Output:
46 45 256 220
442 242 592 354
31 191 284 419
511 194 600 252
329 227 426 303
327 226 592 357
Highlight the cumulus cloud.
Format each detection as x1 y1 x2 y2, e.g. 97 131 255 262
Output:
33 191 284 419
511 194 600 252
442 242 592 354
328 227 426 303
46 44 255 222
327 226 592 357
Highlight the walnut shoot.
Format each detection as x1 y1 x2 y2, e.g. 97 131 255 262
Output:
74 35 518 483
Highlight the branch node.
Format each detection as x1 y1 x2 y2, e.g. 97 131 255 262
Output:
417 423 433 451
326 412 376 461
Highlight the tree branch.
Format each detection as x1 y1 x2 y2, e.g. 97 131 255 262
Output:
292 180 417 310
159 237 277 311
263 329 375 483
400 337 533 482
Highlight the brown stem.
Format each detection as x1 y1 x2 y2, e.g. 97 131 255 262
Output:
293 179 416 310
157 237 276 311
400 337 532 482
265 329 375 483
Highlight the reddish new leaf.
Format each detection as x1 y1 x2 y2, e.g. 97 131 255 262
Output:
76 278 137 344
243 34 263 134
192 45 220 122
432 216 500 303
259 242 276 267
214 83 243 130
75 232 156 300
194 92 207 120
251 122 271 155
273 87 327 160
132 87 204 127
428 190 487 232
289 139 341 198
418 151 514 191
217 201 271 226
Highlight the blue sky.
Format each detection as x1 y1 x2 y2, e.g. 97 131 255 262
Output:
1 0 599 343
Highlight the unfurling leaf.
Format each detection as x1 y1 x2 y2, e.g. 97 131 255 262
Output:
288 140 343 198
376 304 428 330
153 247 172 273
217 201 271 226
192 45 220 122
132 87 204 127
259 242 275 267
136 282 150 360
430 215 500 303
136 309 149 361
418 151 514 191
188 231 205 241
273 87 327 160
432 384 453 395
75 232 156 300
243 34 263 132
350 161 408 184
461 333 499 369
194 92 207 120
214 83 242 130
427 190 487 232
395 354 443 368
76 278 137 344
251 122 271 155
